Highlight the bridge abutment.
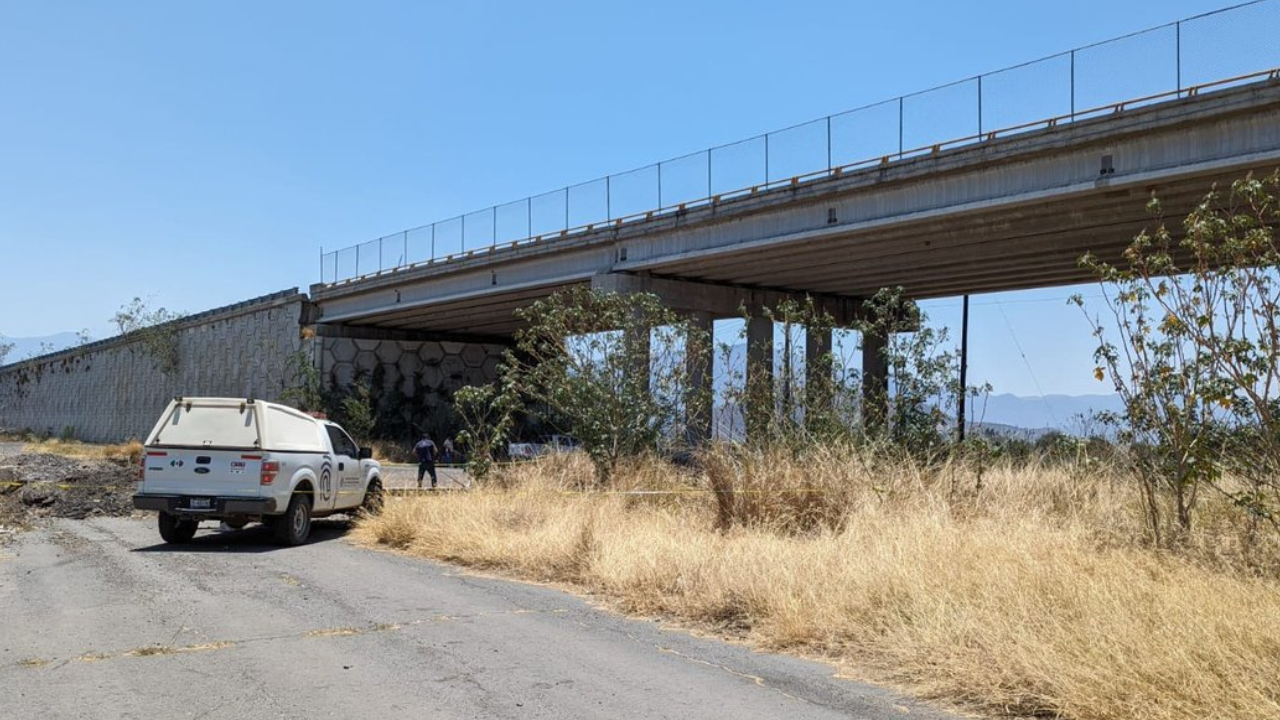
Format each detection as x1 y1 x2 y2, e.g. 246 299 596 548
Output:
312 323 509 438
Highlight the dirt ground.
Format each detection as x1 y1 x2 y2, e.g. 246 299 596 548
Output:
0 443 138 531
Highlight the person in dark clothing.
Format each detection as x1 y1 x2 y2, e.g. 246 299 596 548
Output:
413 434 438 489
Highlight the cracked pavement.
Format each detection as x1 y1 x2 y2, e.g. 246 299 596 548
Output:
0 517 956 719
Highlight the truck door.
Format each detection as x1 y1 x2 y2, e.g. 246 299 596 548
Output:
323 425 362 510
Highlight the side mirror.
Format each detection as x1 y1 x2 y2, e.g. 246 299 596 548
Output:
358 447 373 460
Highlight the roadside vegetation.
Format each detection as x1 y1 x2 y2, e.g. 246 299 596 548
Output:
356 449 1280 720
1 428 143 466
111 296 185 374
18 437 144 465
355 173 1280 720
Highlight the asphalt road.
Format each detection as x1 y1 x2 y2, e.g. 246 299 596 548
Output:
380 462 469 490
0 517 956 720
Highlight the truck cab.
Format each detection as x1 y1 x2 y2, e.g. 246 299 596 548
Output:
133 397 383 545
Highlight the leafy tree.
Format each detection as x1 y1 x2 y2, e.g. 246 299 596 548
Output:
862 288 990 458
0 335 11 366
280 348 325 412
1074 172 1280 544
503 287 711 483
761 297 847 444
454 383 519 480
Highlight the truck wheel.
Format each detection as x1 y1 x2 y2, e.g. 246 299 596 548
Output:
158 513 198 544
360 479 384 516
274 493 312 546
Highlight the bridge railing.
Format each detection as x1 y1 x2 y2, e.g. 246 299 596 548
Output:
319 0 1280 287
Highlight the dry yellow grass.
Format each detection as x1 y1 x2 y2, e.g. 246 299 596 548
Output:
355 449 1280 720
21 438 144 465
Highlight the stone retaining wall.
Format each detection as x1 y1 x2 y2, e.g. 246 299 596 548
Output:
0 289 509 444
0 290 307 442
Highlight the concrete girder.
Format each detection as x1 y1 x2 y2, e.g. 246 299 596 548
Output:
312 321 513 347
589 273 862 324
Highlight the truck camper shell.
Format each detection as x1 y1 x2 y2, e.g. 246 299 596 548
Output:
145 397 328 453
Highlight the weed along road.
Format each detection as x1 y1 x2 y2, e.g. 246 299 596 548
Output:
1 517 954 720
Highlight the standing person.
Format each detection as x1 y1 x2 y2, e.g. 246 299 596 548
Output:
442 437 455 464
413 434 438 489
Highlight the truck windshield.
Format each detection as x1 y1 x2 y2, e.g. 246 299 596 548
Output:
151 404 261 448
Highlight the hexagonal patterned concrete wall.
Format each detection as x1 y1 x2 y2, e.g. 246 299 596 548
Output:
318 337 506 415
0 290 308 443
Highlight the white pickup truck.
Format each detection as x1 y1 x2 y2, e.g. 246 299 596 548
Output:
133 397 383 546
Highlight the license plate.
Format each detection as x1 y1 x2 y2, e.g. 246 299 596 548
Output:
190 498 212 509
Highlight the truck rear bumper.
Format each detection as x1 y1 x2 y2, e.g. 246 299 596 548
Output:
133 494 277 516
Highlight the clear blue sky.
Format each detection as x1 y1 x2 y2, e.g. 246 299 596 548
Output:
0 0 1262 395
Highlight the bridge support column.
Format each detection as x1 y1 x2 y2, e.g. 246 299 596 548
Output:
626 321 651 397
861 330 889 434
685 311 714 446
805 326 834 431
957 294 970 442
746 315 774 442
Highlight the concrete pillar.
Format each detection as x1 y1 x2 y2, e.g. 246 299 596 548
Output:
746 315 774 441
861 330 889 433
685 311 713 445
626 320 651 396
805 326 833 429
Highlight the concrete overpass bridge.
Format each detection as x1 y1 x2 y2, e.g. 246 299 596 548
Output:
312 78 1280 336
307 4 1280 436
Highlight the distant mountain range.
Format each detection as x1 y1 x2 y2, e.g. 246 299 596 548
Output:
0 332 82 365
711 392 1124 441
970 393 1124 434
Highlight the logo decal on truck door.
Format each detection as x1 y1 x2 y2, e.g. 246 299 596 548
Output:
319 464 333 503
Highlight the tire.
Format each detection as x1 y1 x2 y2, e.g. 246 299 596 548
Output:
158 512 198 544
359 479 384 516
222 518 249 530
273 493 312 546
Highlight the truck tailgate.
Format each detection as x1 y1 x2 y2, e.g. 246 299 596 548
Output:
142 449 264 497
